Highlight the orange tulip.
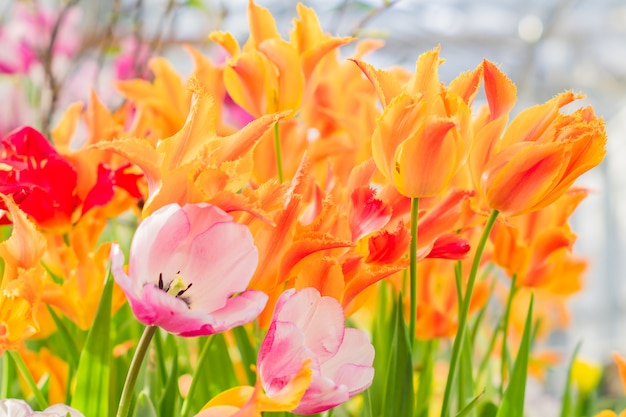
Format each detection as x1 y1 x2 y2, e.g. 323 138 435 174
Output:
477 61 606 216
0 194 46 352
116 57 190 139
97 82 287 216
490 188 588 294
357 47 475 198
19 347 68 404
210 1 352 118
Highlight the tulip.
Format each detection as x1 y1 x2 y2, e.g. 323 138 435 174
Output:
357 47 473 199
0 194 46 352
258 288 374 414
478 62 606 216
110 202 267 337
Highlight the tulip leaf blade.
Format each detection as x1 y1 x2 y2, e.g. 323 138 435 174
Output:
458 329 477 417
382 295 414 417
159 339 180 417
232 325 257 385
71 270 114 416
559 341 582 417
369 282 393 415
46 305 81 369
136 390 158 417
456 390 485 417
495 294 534 417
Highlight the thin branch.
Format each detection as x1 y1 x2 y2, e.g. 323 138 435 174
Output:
330 0 351 34
132 0 177 78
40 0 80 138
350 0 401 37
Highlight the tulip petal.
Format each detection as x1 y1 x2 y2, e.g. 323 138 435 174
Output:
129 203 190 287
483 59 517 120
184 220 258 312
320 328 375 395
259 320 317 397
274 288 345 361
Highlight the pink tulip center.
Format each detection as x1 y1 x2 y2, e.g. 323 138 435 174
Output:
157 272 193 307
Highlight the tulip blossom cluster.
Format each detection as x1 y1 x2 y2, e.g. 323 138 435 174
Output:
0 1 617 417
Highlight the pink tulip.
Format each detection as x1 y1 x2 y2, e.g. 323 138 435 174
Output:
258 288 375 415
0 399 84 416
110 202 267 337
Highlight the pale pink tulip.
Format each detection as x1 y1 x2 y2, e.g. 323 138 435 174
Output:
110 202 267 336
258 288 375 415
0 399 84 417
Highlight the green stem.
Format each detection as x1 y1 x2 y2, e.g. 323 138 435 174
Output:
116 325 158 417
454 260 463 311
439 209 499 417
273 121 284 183
500 273 518 394
8 350 48 410
180 336 216 417
409 197 419 348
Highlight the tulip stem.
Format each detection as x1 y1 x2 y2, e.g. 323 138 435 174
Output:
440 209 499 417
409 197 419 348
273 121 284 183
500 273 518 394
7 350 48 410
116 325 158 417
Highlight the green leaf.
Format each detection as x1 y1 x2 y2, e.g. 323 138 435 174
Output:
1 352 12 398
559 342 582 417
382 295 414 417
495 294 534 417
232 325 257 385
415 339 437 417
368 282 392 415
458 331 477 417
456 391 485 417
159 339 180 417
46 306 80 369
135 391 158 417
70 271 113 416
479 401 498 417
362 387 374 417
180 334 237 417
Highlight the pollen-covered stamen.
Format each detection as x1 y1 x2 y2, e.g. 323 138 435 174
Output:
154 272 193 306
176 283 192 297
165 273 191 298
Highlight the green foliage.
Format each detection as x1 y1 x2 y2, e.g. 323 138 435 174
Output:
495 295 534 417
135 391 158 417
232 325 258 385
70 271 114 416
382 295 414 417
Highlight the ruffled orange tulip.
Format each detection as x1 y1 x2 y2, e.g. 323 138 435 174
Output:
491 188 588 294
477 61 606 216
0 194 46 352
98 82 287 216
210 1 352 118
356 47 475 198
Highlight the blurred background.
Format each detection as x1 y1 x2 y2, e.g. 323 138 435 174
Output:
1 0 624 391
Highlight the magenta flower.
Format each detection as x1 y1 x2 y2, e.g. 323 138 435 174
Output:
258 288 375 415
110 202 267 337
0 399 84 416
